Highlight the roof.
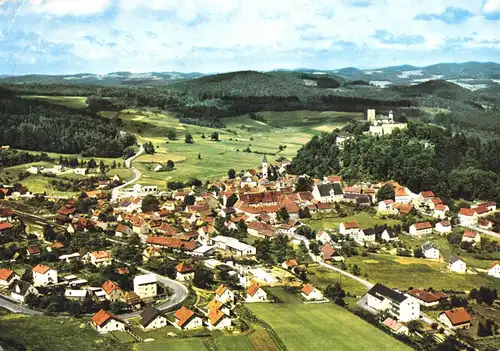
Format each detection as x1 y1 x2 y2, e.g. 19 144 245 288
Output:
344 186 361 194
414 222 432 230
284 259 298 267
395 187 408 197
463 231 478 238
422 241 438 251
342 221 360 229
102 280 122 295
215 284 228 297
316 183 343 197
115 267 130 275
322 244 337 260
32 264 52 274
437 221 451 227
174 306 196 327
91 250 112 260
140 306 164 327
0 268 14 281
246 282 262 297
449 255 464 264
393 203 413 214
477 201 496 207
459 208 476 216
488 261 500 270
301 284 316 296
383 317 406 332
435 204 448 211
91 309 123 327
176 262 195 274
124 291 142 305
9 280 34 296
440 308 472 326
134 274 157 285
0 222 13 231
27 246 40 255
474 206 489 214
420 191 435 198
367 283 407 303
408 289 447 303
208 306 226 326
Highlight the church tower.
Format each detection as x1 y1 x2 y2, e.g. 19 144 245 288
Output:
262 155 268 179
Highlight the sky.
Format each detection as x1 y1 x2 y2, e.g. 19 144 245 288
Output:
0 0 500 75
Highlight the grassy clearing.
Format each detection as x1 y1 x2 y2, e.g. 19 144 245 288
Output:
107 168 135 182
247 288 411 351
247 329 278 351
308 213 402 231
214 335 255 351
22 95 88 109
344 253 498 291
135 338 207 351
307 265 369 297
0 313 123 351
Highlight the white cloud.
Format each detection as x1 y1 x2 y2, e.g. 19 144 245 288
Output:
27 0 111 16
483 0 500 13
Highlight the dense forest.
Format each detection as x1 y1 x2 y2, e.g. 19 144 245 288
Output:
0 88 136 157
292 121 500 203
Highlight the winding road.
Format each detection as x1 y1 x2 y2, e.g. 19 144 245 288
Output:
464 224 500 240
111 143 144 202
0 295 42 315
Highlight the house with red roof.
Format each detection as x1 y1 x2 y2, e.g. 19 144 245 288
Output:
339 221 360 237
409 222 433 236
102 280 124 302
91 309 126 333
245 282 268 302
88 250 113 267
0 268 18 286
435 221 452 234
378 199 395 212
461 231 481 245
176 262 195 281
0 207 14 222
301 284 324 301
383 317 409 335
205 299 232 330
215 284 235 304
173 306 203 330
282 259 299 270
32 264 58 287
407 289 447 307
478 219 493 230
394 186 412 204
0 222 13 235
321 244 343 262
487 261 500 278
433 204 449 218
476 201 496 212
458 208 478 226
439 307 473 329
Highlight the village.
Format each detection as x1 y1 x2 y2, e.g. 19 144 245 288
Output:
0 126 499 349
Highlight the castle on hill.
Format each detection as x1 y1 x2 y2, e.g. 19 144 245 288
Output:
366 109 407 136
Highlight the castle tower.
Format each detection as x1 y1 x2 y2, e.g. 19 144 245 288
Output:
388 110 394 122
262 155 268 179
366 109 376 123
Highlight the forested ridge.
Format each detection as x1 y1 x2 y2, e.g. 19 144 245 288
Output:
0 88 136 157
292 121 500 203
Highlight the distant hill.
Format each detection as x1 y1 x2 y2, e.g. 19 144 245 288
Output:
390 80 473 100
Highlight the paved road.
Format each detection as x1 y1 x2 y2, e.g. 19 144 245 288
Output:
111 143 144 202
464 225 500 240
0 295 42 315
118 267 189 319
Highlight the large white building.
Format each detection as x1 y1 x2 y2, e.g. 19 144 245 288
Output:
312 183 344 203
362 283 420 322
133 274 158 299
32 264 58 287
422 242 440 259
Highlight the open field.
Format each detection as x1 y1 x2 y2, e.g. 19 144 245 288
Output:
344 253 499 291
21 95 88 109
97 109 364 186
308 213 402 231
307 265 369 297
0 313 123 351
247 287 411 351
134 334 256 351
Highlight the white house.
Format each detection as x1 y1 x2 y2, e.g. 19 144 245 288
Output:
461 231 481 245
207 306 232 330
245 282 268 302
433 204 449 218
174 306 203 330
225 240 256 257
176 262 196 281
448 256 467 273
9 281 38 303
91 309 126 333
312 183 344 203
139 306 168 330
32 264 58 287
409 222 433 236
102 280 125 302
407 289 447 307
458 208 478 226
435 221 452 234
378 199 395 212
395 187 412 204
362 283 420 322
215 284 235 304
439 308 473 329
487 261 500 278
422 242 440 259
0 268 19 287
301 284 324 301
88 250 113 267
315 229 332 244
74 168 89 175
133 274 157 299
339 221 360 237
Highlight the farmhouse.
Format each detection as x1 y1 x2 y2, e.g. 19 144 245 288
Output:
461 231 481 245
407 289 447 307
91 309 126 333
245 282 268 302
448 256 467 273
140 306 168 330
458 208 478 225
435 221 452 234
9 281 38 303
102 280 124 301
174 306 203 330
383 317 409 335
32 264 58 287
215 284 235 304
133 274 157 299
312 183 344 203
301 284 324 301
422 241 440 259
362 283 420 322
439 308 473 329
0 268 19 286
409 222 432 236
487 261 500 278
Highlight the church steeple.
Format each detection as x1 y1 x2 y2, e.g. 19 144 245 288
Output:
262 155 268 179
